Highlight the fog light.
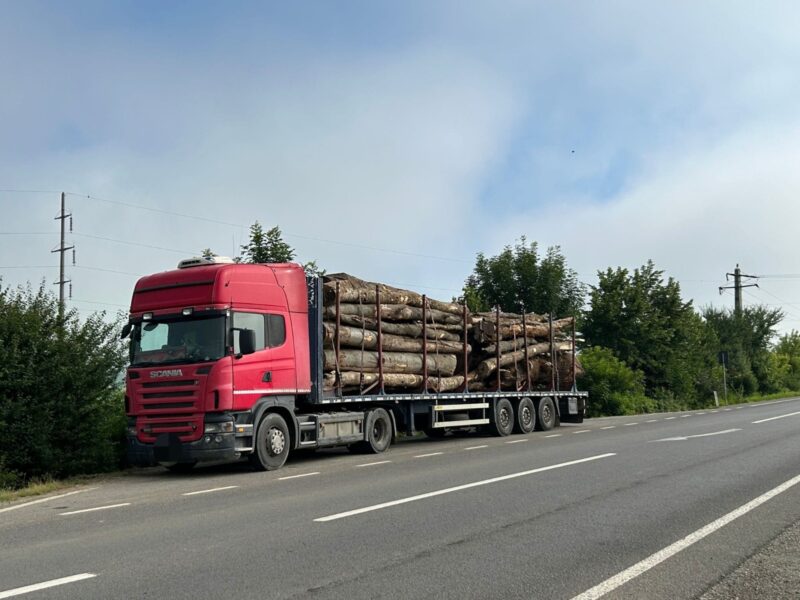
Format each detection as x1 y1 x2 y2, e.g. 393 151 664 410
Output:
204 435 212 443
214 435 222 443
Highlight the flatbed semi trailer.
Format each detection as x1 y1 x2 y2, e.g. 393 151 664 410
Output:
124 258 586 471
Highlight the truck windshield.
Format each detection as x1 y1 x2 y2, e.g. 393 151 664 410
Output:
131 315 226 367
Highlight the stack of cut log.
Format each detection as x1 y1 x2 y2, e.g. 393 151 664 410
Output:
322 274 468 393
321 274 580 395
467 312 579 392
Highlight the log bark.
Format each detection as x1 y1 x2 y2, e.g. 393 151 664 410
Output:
327 314 462 340
324 303 463 325
323 349 457 376
323 323 468 353
476 317 574 342
323 371 464 392
474 341 573 380
324 274 464 316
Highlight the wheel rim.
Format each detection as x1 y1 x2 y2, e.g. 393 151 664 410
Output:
373 419 385 442
521 406 532 428
499 407 510 429
268 427 286 456
542 402 553 424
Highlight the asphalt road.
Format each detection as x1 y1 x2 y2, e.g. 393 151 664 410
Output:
2 398 800 599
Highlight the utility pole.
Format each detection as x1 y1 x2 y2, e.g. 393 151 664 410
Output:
51 192 74 319
719 264 758 315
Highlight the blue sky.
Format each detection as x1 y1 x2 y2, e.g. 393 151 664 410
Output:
2 1 800 328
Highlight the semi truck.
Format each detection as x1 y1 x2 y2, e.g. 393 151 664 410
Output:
123 257 587 471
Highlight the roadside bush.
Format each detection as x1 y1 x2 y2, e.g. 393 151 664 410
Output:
578 346 650 416
0 282 127 488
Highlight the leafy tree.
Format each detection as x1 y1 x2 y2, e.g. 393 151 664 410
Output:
703 306 784 394
201 248 217 259
583 260 716 402
462 237 585 316
0 282 127 488
237 221 324 277
239 221 295 264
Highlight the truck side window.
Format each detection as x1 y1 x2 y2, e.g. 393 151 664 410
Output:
266 314 286 348
232 312 266 353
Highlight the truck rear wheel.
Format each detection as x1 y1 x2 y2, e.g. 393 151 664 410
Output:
514 398 535 434
490 398 514 437
536 397 557 431
250 413 291 471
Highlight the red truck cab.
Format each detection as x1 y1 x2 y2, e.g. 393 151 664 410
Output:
125 257 310 469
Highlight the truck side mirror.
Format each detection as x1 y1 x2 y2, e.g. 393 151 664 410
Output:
120 322 132 340
239 329 257 356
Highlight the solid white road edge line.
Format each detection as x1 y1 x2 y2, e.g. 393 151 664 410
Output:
314 453 617 522
570 472 800 600
0 488 96 514
752 410 800 424
59 503 130 516
278 471 321 479
0 573 97 599
182 485 239 496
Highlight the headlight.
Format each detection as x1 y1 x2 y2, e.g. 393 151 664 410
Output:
204 421 234 434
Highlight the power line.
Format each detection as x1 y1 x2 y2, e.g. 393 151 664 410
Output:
65 192 470 264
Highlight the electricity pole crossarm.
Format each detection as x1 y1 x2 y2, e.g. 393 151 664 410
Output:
718 264 758 314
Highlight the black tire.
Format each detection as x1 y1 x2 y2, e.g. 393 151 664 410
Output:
490 398 514 437
536 397 557 431
514 397 536 434
249 412 291 471
363 408 393 453
165 461 196 473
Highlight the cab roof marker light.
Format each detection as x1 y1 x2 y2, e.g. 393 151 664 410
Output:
142 312 153 321
182 307 194 316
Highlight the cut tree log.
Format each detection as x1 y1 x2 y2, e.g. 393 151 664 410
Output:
474 341 573 380
324 274 465 316
324 303 463 325
323 323 468 354
323 349 457 376
323 371 464 392
328 314 463 340
476 317 574 342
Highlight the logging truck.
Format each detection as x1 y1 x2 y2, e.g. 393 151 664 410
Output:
123 257 587 471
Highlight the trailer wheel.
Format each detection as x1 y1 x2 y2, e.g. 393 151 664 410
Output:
514 398 536 434
490 398 514 437
250 412 291 471
536 397 557 431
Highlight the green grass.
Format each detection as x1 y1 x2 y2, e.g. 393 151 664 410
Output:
0 477 71 503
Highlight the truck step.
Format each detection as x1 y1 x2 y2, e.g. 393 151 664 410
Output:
432 418 489 428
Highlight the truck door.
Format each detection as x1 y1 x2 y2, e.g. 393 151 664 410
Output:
231 311 295 410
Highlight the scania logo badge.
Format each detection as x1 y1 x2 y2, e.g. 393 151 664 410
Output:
150 369 183 378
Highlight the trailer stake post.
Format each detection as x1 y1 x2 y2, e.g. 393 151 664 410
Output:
335 281 342 398
572 316 577 392
422 295 428 393
462 302 469 393
376 285 384 395
496 305 502 392
549 313 556 392
522 310 531 392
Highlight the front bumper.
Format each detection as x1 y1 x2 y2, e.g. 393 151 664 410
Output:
127 432 237 466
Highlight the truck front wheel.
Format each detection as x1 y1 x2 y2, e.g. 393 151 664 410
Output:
250 413 291 471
